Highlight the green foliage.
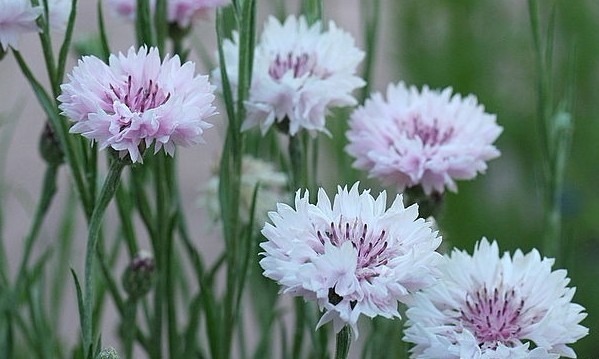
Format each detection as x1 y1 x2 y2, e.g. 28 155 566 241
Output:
394 1 598 356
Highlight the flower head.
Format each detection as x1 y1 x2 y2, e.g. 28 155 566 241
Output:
0 0 43 51
107 0 139 21
346 82 502 194
167 0 228 27
215 15 365 136
200 155 289 226
260 183 442 336
107 0 228 27
404 239 588 358
58 46 216 162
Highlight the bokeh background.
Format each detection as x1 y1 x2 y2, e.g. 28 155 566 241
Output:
0 0 597 357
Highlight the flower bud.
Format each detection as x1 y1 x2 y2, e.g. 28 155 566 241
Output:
39 122 64 166
97 347 119 359
122 250 155 300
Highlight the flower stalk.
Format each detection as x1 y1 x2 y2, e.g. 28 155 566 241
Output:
527 0 574 259
82 157 126 354
334 326 351 359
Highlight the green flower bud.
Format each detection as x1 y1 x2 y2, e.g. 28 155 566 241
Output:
122 250 155 300
39 122 64 166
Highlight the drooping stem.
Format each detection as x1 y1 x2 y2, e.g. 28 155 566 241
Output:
82 157 126 354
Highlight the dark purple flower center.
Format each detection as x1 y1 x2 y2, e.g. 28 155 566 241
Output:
316 219 392 280
109 75 171 114
402 116 454 146
460 287 525 347
268 52 319 80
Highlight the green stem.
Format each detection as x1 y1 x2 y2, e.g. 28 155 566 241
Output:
291 299 306 359
288 134 309 358
150 160 165 359
302 0 323 24
359 0 381 103
123 299 137 359
334 326 351 359
82 158 126 354
288 135 308 190
15 166 59 288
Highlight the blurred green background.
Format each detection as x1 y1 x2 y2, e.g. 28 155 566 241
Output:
387 1 597 356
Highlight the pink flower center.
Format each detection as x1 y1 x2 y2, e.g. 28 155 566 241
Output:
317 220 391 280
109 75 171 114
460 287 524 348
402 116 454 146
268 52 317 80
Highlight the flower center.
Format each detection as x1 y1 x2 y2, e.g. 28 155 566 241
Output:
268 52 317 80
109 75 171 114
402 116 454 146
317 219 391 280
460 287 524 348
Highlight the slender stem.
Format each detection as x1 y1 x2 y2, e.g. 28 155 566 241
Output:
334 326 351 359
291 299 306 359
15 166 59 288
302 0 323 24
150 157 165 359
82 158 126 354
123 299 137 359
359 0 381 103
288 134 309 358
288 135 307 190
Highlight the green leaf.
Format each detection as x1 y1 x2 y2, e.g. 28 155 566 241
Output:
136 0 155 47
97 0 111 62
70 268 86 347
57 0 78 85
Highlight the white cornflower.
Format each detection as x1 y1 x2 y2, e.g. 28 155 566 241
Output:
200 155 289 226
0 0 43 51
215 15 365 136
260 183 442 337
404 239 588 359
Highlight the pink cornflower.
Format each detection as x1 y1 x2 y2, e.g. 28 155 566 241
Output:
107 0 228 27
168 0 228 27
260 183 442 336
214 15 365 136
107 0 138 21
58 46 216 162
346 82 502 195
0 0 43 51
404 239 588 358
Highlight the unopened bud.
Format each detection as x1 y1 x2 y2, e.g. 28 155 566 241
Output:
122 250 155 300
97 347 119 359
39 122 64 166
